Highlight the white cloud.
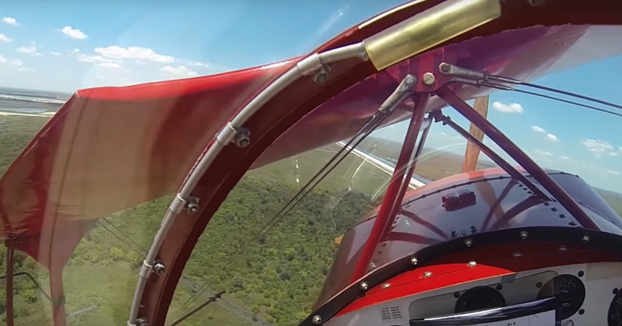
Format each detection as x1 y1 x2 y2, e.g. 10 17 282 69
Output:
580 139 619 157
95 46 174 63
492 101 523 113
160 65 197 77
608 170 620 175
2 17 17 25
187 61 210 67
532 149 552 157
545 133 560 142
0 34 13 43
73 48 80 53
0 55 22 66
17 46 40 55
97 62 122 68
61 26 88 40
559 155 570 160
531 126 546 133
76 53 119 64
50 51 61 56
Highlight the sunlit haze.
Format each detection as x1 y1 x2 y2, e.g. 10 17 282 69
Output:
1 0 621 192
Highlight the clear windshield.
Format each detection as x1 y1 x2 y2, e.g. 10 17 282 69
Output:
0 3 621 326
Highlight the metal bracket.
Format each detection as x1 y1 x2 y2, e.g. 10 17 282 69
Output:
297 53 332 84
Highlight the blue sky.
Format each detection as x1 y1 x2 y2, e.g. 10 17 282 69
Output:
0 1 621 193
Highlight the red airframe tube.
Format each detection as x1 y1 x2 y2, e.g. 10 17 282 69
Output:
6 241 14 326
435 86 599 231
351 94 430 282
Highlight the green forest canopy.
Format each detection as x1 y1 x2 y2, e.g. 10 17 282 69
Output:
0 115 621 326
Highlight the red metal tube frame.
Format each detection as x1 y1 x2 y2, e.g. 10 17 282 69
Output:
387 116 431 229
435 86 599 231
351 94 430 282
6 241 14 326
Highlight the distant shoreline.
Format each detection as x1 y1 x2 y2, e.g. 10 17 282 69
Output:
0 111 54 117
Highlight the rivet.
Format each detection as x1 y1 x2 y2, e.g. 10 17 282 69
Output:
464 238 473 247
312 315 322 324
381 283 391 289
520 231 528 239
424 271 432 278
359 281 369 291
467 261 476 267
582 235 590 243
410 257 419 266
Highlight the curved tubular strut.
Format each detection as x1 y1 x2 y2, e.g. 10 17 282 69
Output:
435 87 599 231
126 43 368 326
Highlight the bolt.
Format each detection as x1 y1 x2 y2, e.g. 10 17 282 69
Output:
464 238 473 247
154 263 166 275
410 257 419 266
314 70 330 84
520 231 528 239
424 271 432 278
582 235 590 243
312 315 322 324
186 202 199 214
185 196 200 214
382 283 391 289
404 74 416 85
234 131 251 148
467 261 476 267
439 62 451 73
359 281 369 291
422 72 436 86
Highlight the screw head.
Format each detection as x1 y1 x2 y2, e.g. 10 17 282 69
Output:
359 281 369 291
439 62 451 73
381 283 391 289
520 231 528 239
410 257 418 266
582 235 590 243
422 72 436 86
423 271 432 278
464 238 473 247
513 251 522 257
154 263 166 275
559 245 567 251
312 315 322 324
467 261 476 267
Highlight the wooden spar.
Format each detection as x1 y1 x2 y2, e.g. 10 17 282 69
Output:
463 96 489 172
